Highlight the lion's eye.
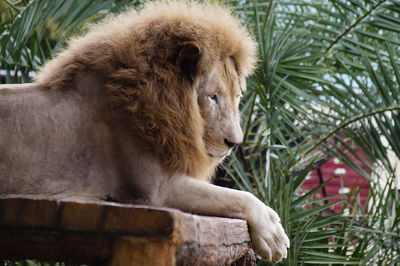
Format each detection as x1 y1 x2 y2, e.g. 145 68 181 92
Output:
209 94 218 103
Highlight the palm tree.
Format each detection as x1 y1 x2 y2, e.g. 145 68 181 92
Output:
1 0 399 265
224 0 400 264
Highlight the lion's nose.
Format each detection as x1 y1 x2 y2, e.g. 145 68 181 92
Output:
224 138 241 148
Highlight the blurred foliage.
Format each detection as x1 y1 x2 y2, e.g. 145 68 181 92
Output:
1 0 400 265
223 0 400 265
0 0 141 83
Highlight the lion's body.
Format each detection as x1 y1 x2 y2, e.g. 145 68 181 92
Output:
0 71 170 204
0 1 289 261
1 74 113 200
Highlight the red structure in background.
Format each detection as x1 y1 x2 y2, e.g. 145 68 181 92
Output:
302 146 370 212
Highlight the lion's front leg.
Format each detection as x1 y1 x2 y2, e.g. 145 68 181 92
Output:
161 177 290 262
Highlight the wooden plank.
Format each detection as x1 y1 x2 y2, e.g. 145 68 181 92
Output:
0 197 255 265
0 197 175 236
0 228 112 265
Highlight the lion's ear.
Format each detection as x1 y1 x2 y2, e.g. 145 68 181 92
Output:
176 41 201 80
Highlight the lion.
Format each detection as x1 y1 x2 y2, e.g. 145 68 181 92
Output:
0 0 289 262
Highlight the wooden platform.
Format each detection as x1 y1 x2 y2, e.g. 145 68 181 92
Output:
0 197 255 265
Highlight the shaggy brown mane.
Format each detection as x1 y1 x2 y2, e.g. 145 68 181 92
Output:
36 0 257 180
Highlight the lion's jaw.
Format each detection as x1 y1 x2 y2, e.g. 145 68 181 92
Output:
197 58 244 165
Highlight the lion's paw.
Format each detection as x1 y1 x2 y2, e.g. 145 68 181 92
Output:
246 194 290 262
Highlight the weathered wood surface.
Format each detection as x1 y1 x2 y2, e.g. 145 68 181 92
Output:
0 197 255 266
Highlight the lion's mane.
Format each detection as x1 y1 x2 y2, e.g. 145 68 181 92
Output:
36 0 257 180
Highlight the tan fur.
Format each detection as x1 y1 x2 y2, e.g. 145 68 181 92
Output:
35 0 257 180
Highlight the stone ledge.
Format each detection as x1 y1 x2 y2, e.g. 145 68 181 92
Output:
0 197 255 266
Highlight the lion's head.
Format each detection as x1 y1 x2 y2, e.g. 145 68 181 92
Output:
36 1 257 181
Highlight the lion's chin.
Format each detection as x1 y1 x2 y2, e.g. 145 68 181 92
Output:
208 155 226 166
207 149 231 162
